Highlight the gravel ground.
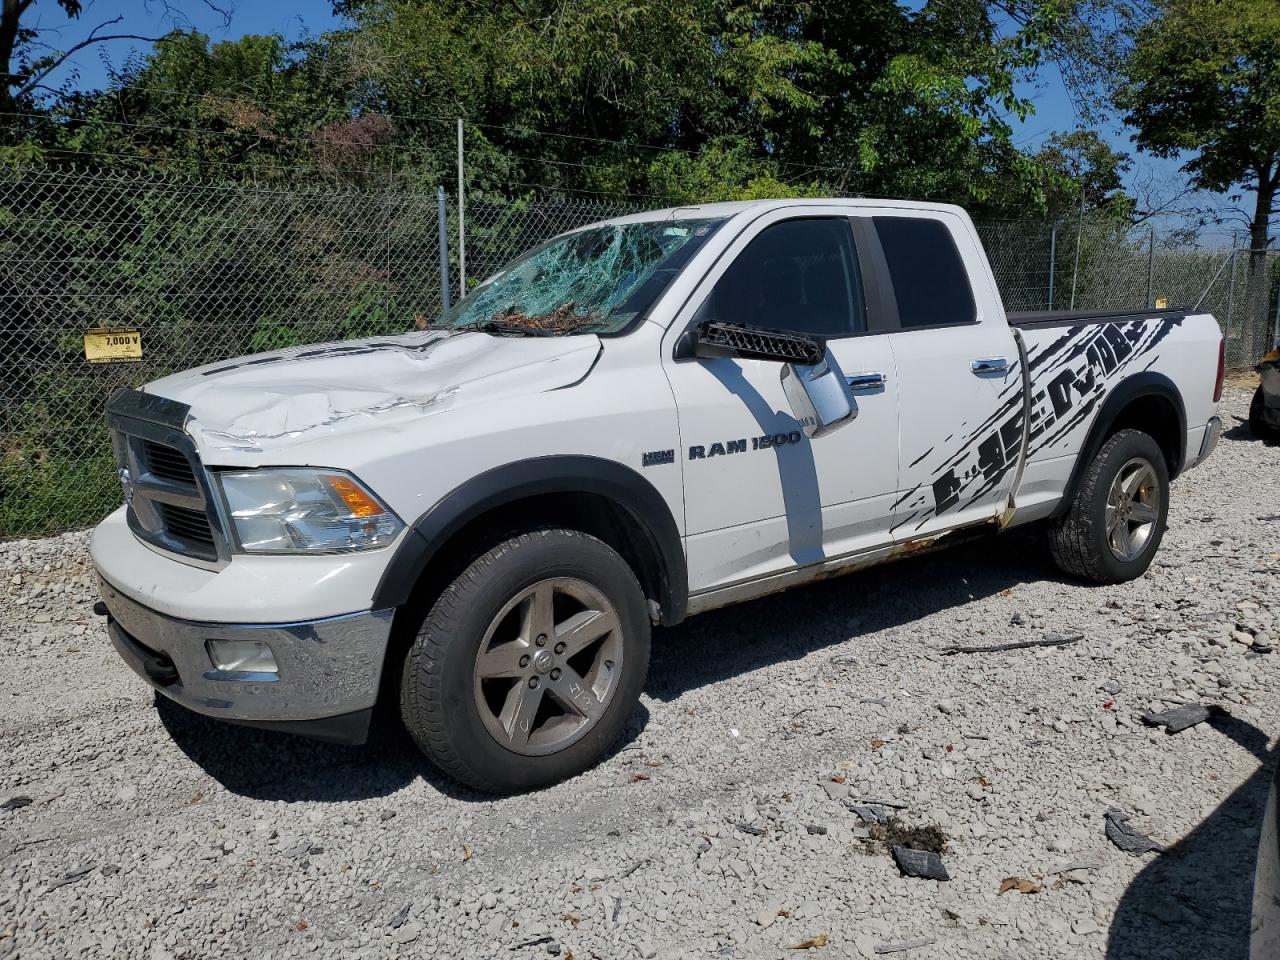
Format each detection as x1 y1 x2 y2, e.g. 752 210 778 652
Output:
2 382 1278 960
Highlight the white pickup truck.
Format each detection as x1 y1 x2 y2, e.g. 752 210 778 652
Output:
93 198 1225 792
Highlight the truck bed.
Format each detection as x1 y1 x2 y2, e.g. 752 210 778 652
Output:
1006 306 1219 515
1007 306 1188 329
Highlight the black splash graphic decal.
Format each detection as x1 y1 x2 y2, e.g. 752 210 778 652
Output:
891 484 923 510
902 316 1182 530
1028 318 1180 453
907 447 934 468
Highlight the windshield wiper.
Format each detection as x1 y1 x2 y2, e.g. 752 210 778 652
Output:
468 320 556 338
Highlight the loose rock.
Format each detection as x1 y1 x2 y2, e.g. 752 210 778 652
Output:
891 846 950 881
1140 704 1213 733
1104 808 1165 855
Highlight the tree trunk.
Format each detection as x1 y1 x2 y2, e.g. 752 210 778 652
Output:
0 0 26 130
1244 171 1276 362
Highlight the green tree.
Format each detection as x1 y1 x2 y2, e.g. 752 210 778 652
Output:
0 1 227 121
730 0 1056 211
1035 130 1135 221
644 136 825 202
57 31 371 181
338 0 1096 214
1118 0 1280 257
18 0 1124 214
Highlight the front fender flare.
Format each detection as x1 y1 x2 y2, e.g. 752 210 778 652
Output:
371 455 687 624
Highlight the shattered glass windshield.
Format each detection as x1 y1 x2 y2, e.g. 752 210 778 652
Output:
441 218 725 335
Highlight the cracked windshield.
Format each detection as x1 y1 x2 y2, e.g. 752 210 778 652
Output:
442 218 725 335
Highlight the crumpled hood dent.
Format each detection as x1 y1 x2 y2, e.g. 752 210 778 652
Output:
142 330 601 459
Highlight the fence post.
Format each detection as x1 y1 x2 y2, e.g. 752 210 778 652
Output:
1225 246 1238 332
437 186 451 311
1272 259 1280 350
1069 218 1083 311
1047 223 1057 310
457 118 467 293
1145 225 1155 308
1194 246 1239 311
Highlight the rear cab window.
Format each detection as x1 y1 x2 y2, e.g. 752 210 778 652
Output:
873 217 976 329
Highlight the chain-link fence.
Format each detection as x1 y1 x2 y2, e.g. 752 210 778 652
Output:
3 167 1277 538
975 219 1279 368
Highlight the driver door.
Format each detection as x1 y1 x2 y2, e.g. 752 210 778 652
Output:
661 210 901 595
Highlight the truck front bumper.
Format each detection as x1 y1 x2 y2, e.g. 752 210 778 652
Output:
98 575 394 744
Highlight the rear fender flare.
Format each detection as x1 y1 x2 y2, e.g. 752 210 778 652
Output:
1052 372 1186 518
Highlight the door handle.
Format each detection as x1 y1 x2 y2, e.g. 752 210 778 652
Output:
846 372 888 390
970 358 1009 375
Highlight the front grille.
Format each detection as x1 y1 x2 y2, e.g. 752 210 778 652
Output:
156 502 216 550
143 440 196 484
106 390 224 565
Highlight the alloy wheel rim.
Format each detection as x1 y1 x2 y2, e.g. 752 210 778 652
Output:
1104 457 1160 563
472 577 623 757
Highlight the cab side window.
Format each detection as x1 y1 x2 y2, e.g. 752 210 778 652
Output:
694 218 865 337
873 217 977 328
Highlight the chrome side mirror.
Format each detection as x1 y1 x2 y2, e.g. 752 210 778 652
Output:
781 349 858 439
683 321 857 439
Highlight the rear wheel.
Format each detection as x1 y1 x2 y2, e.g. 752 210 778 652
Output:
399 528 650 793
1049 429 1169 584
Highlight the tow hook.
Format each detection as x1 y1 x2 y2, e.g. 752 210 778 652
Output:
93 601 108 616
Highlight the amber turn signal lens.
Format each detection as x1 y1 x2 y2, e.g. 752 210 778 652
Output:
326 474 386 518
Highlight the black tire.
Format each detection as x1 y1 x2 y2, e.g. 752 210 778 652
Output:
1250 386 1276 440
1048 429 1170 584
399 528 650 794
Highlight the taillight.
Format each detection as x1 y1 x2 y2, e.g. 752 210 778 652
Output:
1212 338 1225 402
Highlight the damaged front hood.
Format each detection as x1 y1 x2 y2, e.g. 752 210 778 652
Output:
144 330 600 457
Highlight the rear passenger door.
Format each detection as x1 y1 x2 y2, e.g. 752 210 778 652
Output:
871 212 1025 539
662 210 901 595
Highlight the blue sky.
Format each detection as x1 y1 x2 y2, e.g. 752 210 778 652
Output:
34 0 342 89
31 1 1239 239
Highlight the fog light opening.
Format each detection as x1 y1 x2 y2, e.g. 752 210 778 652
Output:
206 639 279 675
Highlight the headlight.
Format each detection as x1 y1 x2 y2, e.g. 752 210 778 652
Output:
215 469 403 554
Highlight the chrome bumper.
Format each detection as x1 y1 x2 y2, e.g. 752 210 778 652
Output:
1185 416 1221 471
1197 416 1222 465
98 575 394 743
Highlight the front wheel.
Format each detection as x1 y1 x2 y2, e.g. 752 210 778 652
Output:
1048 429 1169 584
399 528 650 794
